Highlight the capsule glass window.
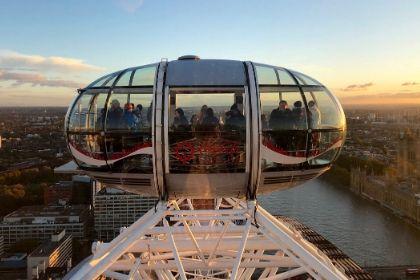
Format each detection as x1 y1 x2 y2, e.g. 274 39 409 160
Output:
168 91 246 174
68 93 95 131
115 70 133 87
260 90 308 171
104 90 154 173
132 66 157 86
304 90 344 129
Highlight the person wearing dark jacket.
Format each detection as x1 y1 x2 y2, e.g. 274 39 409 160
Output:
107 99 124 129
201 107 219 137
269 100 292 130
225 104 245 130
173 108 189 130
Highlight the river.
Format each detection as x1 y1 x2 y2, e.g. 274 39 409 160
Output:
259 179 420 267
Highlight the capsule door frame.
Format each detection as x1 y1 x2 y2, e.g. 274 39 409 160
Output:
161 85 251 198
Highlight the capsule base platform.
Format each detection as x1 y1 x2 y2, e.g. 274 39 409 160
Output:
65 198 354 280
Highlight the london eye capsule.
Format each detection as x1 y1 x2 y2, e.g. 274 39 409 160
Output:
65 57 346 199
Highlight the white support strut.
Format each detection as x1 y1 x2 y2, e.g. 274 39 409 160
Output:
65 198 349 280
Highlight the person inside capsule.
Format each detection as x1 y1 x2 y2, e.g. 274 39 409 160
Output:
169 97 246 173
107 99 124 130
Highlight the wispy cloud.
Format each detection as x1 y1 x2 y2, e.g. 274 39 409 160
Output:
401 81 419 86
0 50 104 73
115 0 144 13
0 70 84 88
339 91 420 105
342 82 374 91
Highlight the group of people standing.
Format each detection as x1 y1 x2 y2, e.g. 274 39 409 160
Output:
171 104 246 136
264 99 322 155
267 100 321 130
102 99 151 130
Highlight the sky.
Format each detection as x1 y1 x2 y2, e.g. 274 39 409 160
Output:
0 0 420 106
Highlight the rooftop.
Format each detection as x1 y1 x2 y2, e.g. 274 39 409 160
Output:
29 232 71 258
2 205 88 224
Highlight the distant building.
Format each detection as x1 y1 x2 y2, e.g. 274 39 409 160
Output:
27 230 72 280
397 128 420 180
351 168 420 225
0 205 89 246
44 175 94 206
0 253 27 279
44 181 73 205
71 175 93 205
94 187 157 241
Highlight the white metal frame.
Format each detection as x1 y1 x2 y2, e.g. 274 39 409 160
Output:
66 198 349 280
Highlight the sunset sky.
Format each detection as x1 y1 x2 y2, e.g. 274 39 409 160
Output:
1 0 420 106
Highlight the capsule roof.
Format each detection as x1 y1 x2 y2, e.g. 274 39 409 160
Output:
84 59 323 90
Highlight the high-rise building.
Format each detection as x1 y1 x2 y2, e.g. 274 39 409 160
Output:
27 230 72 280
93 187 157 241
0 205 89 246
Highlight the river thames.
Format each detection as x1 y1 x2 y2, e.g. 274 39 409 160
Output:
259 179 420 266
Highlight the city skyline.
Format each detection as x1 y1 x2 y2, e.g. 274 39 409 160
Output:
1 0 420 106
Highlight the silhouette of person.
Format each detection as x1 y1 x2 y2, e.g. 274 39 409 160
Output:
269 100 292 130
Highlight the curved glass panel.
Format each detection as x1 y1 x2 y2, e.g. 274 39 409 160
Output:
68 92 108 168
68 93 95 131
304 90 344 129
132 66 157 86
168 90 246 173
104 90 153 172
293 71 321 86
303 88 345 166
277 68 296 85
309 130 344 166
103 75 118 87
256 66 277 85
256 65 297 85
88 74 111 88
115 70 133 87
260 90 308 171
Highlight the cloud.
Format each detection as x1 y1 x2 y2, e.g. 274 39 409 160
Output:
339 91 420 106
401 81 419 86
342 82 374 91
0 70 84 88
115 0 144 13
0 50 104 73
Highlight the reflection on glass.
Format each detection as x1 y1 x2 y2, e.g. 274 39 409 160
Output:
67 92 108 167
309 130 343 165
68 93 95 131
168 92 246 173
304 90 344 129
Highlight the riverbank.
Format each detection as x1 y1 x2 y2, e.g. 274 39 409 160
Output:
259 180 420 266
319 163 420 228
